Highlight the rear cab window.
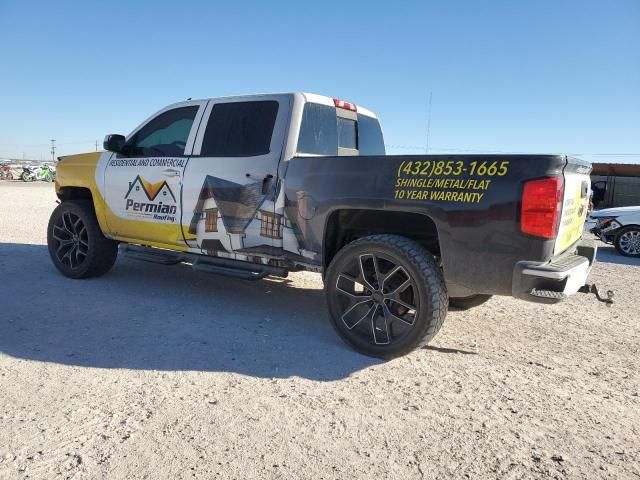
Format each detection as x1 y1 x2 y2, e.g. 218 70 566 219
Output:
296 100 385 156
356 113 385 155
337 117 357 150
297 103 338 156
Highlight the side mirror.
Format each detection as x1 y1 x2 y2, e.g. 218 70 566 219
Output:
103 134 126 153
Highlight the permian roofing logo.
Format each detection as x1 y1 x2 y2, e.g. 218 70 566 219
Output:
124 175 177 218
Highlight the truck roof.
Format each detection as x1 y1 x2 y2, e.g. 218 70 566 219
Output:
174 92 379 119
299 92 378 119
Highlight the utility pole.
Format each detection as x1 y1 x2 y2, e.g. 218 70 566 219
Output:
95 140 98 151
425 91 433 154
50 139 56 162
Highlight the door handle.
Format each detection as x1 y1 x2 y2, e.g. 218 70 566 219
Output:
246 171 270 179
162 168 180 177
245 172 274 194
261 174 274 194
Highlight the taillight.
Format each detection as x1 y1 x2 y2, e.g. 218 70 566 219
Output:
520 177 564 239
333 98 357 112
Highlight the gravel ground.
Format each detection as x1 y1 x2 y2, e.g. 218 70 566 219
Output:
1 181 638 479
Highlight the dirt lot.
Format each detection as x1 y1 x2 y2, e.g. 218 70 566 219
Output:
0 181 638 479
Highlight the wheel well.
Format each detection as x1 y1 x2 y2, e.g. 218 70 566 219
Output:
57 187 93 203
615 224 640 238
323 209 440 268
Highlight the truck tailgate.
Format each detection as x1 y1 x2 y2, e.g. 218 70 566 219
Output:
555 157 592 255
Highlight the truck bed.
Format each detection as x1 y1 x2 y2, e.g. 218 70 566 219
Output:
282 154 591 298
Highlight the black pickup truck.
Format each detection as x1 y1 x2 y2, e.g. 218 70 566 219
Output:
49 92 602 358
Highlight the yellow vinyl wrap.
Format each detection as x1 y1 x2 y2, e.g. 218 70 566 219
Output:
55 152 193 251
556 181 589 253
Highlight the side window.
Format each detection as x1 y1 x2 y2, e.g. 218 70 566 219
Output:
297 103 338 155
126 106 198 157
357 114 385 155
200 101 279 157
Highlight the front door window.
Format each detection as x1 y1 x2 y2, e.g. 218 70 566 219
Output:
124 106 198 157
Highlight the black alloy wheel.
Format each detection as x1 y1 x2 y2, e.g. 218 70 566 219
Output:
332 252 419 346
325 235 448 358
51 210 89 270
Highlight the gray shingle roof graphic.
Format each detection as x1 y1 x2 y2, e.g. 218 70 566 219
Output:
189 176 264 235
200 239 227 252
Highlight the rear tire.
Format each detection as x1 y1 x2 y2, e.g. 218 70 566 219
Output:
325 234 448 359
614 226 640 257
47 200 118 279
449 294 492 310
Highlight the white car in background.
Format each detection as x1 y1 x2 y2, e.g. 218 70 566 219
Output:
588 206 640 257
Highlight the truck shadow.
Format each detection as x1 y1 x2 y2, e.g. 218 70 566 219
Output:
0 243 380 381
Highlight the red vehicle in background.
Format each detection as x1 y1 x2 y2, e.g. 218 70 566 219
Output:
0 162 14 180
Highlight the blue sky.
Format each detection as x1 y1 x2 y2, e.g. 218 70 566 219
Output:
0 0 638 163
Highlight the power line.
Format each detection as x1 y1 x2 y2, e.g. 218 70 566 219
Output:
384 144 640 157
581 154 640 157
0 140 98 148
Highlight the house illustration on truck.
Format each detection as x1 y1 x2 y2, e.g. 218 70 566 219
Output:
188 175 310 260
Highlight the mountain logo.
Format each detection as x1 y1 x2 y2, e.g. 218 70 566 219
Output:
124 175 177 220
125 175 176 202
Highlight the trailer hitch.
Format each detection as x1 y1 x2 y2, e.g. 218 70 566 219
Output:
578 284 614 306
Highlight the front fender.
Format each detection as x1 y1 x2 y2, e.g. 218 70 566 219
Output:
56 151 111 236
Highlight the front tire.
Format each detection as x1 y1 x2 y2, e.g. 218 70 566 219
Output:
325 234 448 359
614 226 640 257
47 200 118 279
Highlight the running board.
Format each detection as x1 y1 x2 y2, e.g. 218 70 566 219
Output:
120 244 185 265
120 244 288 280
192 257 287 281
192 260 268 280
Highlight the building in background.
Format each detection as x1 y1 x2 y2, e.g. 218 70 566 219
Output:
591 163 640 209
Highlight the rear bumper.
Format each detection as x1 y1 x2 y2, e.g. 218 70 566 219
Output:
512 238 597 304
